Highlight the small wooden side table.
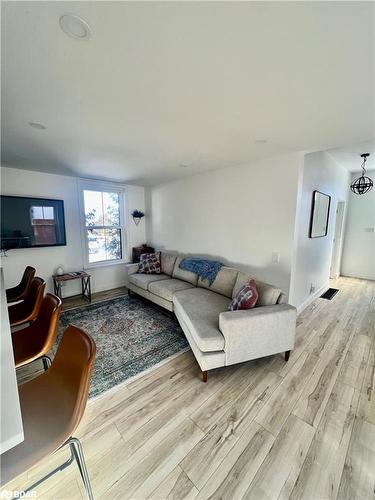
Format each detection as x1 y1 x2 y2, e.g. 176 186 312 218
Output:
52 271 92 303
132 245 155 263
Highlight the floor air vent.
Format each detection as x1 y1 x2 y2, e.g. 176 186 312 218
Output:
320 288 339 300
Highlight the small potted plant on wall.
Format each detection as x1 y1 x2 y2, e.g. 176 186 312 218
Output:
131 209 145 226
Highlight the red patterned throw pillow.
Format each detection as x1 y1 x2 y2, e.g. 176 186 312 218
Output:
228 279 258 311
138 252 161 274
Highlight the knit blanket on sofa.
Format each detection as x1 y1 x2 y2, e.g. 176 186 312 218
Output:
179 257 223 286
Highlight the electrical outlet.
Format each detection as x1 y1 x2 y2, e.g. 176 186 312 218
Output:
272 252 280 264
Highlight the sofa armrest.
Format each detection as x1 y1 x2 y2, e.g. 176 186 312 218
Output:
219 304 297 366
124 263 139 286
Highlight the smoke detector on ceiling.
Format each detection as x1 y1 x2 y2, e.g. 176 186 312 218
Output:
59 14 91 40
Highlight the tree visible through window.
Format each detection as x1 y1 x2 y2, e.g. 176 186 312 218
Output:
83 190 123 264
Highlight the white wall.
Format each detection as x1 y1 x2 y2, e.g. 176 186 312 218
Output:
146 152 304 294
289 151 350 311
0 167 146 295
341 170 375 280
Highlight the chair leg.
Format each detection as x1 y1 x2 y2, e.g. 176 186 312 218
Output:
42 355 52 371
69 437 94 500
16 437 93 500
285 350 291 362
202 370 208 382
15 355 52 373
21 452 74 496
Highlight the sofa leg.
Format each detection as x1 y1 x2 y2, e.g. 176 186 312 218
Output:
285 350 291 362
202 370 208 383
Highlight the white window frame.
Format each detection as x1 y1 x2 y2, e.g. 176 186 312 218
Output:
78 179 128 269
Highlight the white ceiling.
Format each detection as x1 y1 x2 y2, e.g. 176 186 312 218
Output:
327 140 375 173
1 1 374 186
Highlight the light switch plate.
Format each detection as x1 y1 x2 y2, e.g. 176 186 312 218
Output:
272 252 280 264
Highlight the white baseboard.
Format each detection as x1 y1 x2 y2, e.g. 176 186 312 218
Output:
61 281 126 299
91 281 126 294
296 282 329 315
340 273 375 281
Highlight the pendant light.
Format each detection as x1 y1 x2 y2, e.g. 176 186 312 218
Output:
350 153 373 195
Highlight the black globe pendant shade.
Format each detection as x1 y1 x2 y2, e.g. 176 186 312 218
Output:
350 153 373 195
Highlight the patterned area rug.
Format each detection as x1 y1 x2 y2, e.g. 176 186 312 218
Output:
56 295 188 398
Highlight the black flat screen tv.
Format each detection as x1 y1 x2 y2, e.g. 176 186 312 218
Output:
1 195 67 250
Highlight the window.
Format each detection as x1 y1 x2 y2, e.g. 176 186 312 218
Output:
80 184 126 266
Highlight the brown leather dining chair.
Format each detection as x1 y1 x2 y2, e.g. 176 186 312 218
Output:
12 293 62 371
6 266 36 303
8 277 45 328
1 325 97 499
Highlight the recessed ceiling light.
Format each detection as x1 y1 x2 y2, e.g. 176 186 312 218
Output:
59 14 91 40
254 139 268 144
28 121 46 130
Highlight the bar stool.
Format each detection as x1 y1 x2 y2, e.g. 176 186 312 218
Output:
6 266 36 303
0 325 97 499
12 293 62 371
8 277 45 328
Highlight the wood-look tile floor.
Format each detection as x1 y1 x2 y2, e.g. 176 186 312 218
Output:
6 277 375 499
61 286 128 311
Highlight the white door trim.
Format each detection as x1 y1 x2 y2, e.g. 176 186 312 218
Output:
330 200 346 279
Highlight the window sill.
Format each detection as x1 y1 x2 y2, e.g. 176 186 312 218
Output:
83 259 127 270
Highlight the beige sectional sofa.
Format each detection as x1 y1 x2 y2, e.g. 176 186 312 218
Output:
125 252 296 381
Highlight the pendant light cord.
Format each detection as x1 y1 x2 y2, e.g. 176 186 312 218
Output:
362 155 367 176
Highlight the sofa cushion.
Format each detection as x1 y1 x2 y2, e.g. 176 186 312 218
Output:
172 256 198 285
149 279 194 302
173 288 230 352
233 272 282 306
198 266 238 298
161 252 178 276
129 273 170 291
